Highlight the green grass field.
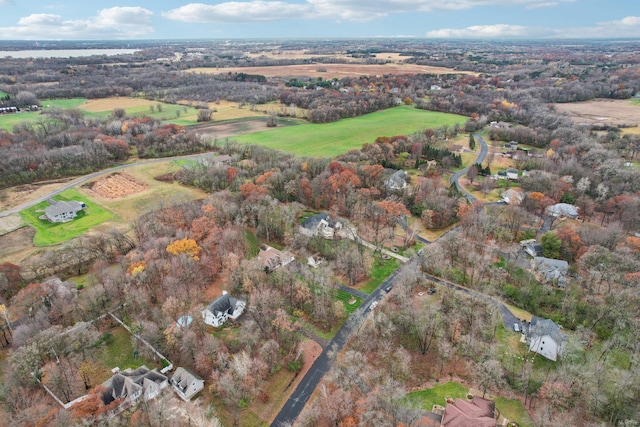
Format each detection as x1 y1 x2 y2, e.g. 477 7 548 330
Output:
20 188 116 246
360 256 402 294
494 396 534 427
97 326 162 371
43 98 87 109
404 381 468 411
0 97 201 131
336 289 363 315
236 106 467 158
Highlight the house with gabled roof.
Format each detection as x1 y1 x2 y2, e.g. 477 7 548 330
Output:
201 292 246 328
258 245 294 272
527 316 567 361
546 203 579 219
300 212 342 239
100 365 168 406
441 396 497 427
43 200 86 223
384 169 408 191
171 367 204 401
532 256 569 288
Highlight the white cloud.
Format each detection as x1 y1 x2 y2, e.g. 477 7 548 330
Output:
164 0 574 24
0 7 154 40
427 24 542 38
0 0 15 5
427 16 640 39
164 2 314 23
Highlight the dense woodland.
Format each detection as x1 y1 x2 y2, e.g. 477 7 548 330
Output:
0 39 639 426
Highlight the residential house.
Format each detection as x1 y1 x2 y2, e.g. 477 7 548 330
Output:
384 169 408 191
503 141 519 150
523 242 544 257
441 396 497 427
201 292 246 328
43 200 86 223
489 121 512 129
100 366 168 406
300 212 343 239
501 189 524 205
527 316 567 361
171 367 204 401
307 254 324 268
257 245 295 272
546 203 579 219
505 168 519 180
532 257 569 288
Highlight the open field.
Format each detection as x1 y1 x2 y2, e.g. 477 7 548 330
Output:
236 106 467 158
553 98 640 132
20 188 116 246
188 62 477 80
192 117 296 142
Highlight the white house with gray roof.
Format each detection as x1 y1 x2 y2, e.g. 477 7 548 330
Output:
43 200 86 223
201 292 245 328
171 367 204 401
527 316 566 361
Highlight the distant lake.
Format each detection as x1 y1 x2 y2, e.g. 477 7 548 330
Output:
0 49 139 59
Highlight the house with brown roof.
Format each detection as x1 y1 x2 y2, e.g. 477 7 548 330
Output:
257 245 294 272
441 396 497 427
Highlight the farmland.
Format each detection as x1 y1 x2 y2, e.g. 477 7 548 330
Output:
236 105 466 157
0 96 269 131
187 62 478 80
553 98 640 134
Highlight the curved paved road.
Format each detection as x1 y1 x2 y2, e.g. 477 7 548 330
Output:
272 267 404 426
0 152 215 218
448 133 488 202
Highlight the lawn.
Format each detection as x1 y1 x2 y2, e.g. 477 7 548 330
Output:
494 396 534 427
403 381 468 411
359 256 402 294
97 326 162 371
20 188 116 246
336 289 363 315
236 106 467 158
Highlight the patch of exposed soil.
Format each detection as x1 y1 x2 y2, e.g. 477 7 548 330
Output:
0 178 75 211
191 118 277 140
154 172 176 183
83 172 148 199
0 226 36 261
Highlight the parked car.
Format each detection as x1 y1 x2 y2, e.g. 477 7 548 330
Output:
369 301 379 311
514 323 520 332
384 284 393 293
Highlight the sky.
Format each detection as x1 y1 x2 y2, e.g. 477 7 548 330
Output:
0 0 638 40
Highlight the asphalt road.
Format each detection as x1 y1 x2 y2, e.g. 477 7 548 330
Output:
271 268 402 427
448 133 488 202
0 151 215 218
